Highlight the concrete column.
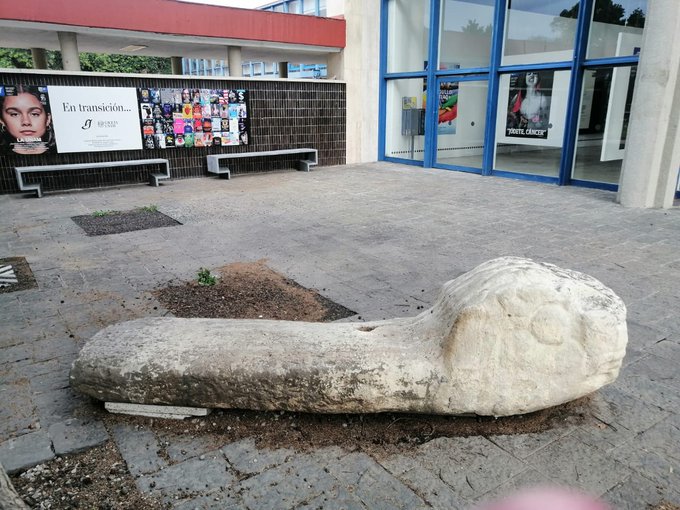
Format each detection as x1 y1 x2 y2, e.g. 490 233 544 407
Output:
618 0 680 208
31 48 48 69
341 0 381 165
327 52 343 80
171 56 183 75
57 31 80 71
227 46 242 77
278 62 289 78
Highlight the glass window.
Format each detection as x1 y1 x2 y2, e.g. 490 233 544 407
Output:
572 65 637 183
587 0 646 59
494 69 571 177
303 0 317 15
435 79 488 171
318 0 326 16
273 4 285 12
503 0 579 65
386 0 431 74
438 0 494 70
288 0 300 14
386 79 427 162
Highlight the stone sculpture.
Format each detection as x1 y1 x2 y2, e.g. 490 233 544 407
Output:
70 257 627 417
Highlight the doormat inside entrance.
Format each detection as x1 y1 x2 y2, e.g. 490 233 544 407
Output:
71 208 182 236
0 257 37 294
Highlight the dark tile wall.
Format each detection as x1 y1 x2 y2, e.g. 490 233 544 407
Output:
0 72 346 194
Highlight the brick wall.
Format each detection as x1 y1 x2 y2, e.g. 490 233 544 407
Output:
0 72 346 194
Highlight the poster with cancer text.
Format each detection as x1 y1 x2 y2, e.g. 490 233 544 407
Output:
505 71 553 140
48 86 142 153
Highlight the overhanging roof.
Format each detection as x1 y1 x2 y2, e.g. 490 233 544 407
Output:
0 0 345 63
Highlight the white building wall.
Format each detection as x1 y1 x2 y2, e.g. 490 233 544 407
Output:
327 0 381 164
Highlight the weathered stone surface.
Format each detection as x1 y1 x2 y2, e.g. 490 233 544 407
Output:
70 257 627 417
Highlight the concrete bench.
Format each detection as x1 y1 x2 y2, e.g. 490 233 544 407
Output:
206 148 318 179
15 159 171 198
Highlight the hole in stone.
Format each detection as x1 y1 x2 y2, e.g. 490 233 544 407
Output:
358 326 377 332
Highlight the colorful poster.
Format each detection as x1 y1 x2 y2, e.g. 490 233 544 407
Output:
438 83 458 135
505 71 553 139
48 86 142 153
137 87 249 149
0 85 56 155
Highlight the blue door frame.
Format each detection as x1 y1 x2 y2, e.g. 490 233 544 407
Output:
378 0 642 192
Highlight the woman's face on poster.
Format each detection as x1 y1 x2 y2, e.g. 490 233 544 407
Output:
1 93 50 140
525 72 539 87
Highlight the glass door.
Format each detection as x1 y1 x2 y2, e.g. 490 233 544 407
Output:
433 77 489 173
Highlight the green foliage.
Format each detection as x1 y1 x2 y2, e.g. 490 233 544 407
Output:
0 48 33 69
92 210 116 217
197 268 217 286
0 47 171 74
139 204 159 213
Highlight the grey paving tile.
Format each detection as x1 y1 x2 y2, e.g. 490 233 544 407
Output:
525 432 632 496
602 472 680 510
220 437 294 475
236 453 339 510
0 430 54 474
48 418 109 455
136 454 233 497
111 423 167 476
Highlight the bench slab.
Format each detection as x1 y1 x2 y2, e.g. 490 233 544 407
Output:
207 148 317 179
15 159 170 198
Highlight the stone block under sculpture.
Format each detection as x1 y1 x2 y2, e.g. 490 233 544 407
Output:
70 257 628 417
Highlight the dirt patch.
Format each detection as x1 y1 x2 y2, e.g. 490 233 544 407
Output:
0 256 37 294
71 209 181 236
652 503 680 510
11 440 164 510
154 260 355 321
99 396 592 460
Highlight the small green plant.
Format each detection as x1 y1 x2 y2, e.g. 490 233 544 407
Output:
92 210 115 217
139 204 158 213
197 267 217 286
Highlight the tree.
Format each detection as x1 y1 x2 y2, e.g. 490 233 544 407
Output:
461 19 492 36
626 7 646 28
0 47 171 74
0 48 33 69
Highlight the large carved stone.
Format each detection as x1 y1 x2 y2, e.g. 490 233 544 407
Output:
70 257 627 417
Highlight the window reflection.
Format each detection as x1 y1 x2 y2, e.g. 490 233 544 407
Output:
439 0 494 69
587 0 646 59
503 0 580 65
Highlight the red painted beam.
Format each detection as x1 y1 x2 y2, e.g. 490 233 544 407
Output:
2 0 346 48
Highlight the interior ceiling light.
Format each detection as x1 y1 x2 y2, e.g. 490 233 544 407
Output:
119 45 147 52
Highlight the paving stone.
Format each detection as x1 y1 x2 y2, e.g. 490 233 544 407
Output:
236 454 340 509
325 452 430 510
612 446 680 498
111 423 167 476
220 438 294 475
486 427 574 460
575 386 670 452
48 418 109 455
471 468 552 506
160 433 221 464
0 430 54 474
136 454 233 496
602 472 680 510
407 436 528 502
171 491 245 510
297 487 368 510
525 432 632 496
381 454 467 509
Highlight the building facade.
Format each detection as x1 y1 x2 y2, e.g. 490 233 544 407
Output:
372 0 679 207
